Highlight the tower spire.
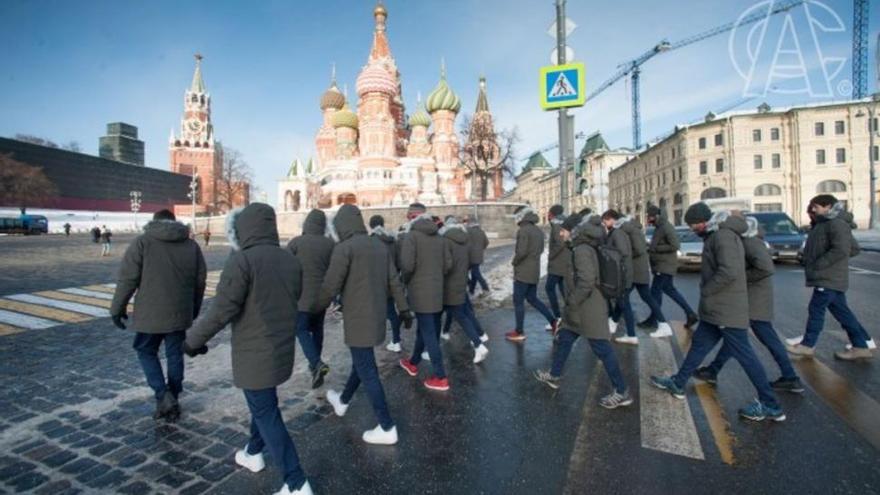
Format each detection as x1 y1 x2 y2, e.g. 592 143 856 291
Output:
330 62 337 86
191 53 206 93
475 75 489 113
440 57 447 80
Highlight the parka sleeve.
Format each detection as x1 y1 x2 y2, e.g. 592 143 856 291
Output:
812 220 851 271
110 238 143 317
194 244 207 318
567 247 596 306
316 243 350 311
388 251 409 312
443 238 454 275
399 234 416 283
702 233 740 296
186 253 250 349
512 228 528 266
549 225 565 260
745 242 774 284
653 224 679 253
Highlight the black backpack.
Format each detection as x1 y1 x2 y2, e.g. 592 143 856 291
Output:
596 244 625 299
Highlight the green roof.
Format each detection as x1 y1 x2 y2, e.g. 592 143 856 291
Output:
577 132 608 158
521 152 552 174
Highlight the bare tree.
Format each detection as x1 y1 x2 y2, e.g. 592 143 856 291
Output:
62 141 81 152
458 113 519 201
0 154 58 214
214 143 253 213
15 134 58 148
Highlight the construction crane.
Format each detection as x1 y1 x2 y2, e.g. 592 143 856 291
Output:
852 0 870 99
585 0 805 149
535 131 586 155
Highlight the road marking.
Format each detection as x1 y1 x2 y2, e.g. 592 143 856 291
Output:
671 323 737 465
81 284 117 295
563 369 600 495
58 288 114 300
101 283 116 288
0 322 25 336
0 299 92 323
792 357 880 451
34 291 113 309
5 294 109 317
0 309 60 329
850 267 880 276
638 330 705 460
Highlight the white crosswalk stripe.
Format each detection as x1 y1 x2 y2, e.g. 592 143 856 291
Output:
0 309 59 329
58 288 114 300
5 294 109 317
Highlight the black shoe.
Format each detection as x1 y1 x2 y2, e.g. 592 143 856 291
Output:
770 377 805 394
311 362 330 389
685 314 699 330
153 393 176 420
693 367 717 385
637 318 657 330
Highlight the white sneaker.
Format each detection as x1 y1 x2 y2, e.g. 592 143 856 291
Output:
421 351 431 361
479 333 489 343
326 389 349 417
440 332 451 341
846 338 877 350
614 335 639 345
650 322 673 338
545 322 553 331
235 447 265 473
473 344 489 364
275 480 314 495
362 424 398 445
386 341 401 353
785 336 804 346
608 318 618 335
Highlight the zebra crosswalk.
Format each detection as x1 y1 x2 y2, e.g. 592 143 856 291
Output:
0 271 223 336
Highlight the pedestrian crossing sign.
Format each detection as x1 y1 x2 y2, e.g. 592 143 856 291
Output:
540 62 585 110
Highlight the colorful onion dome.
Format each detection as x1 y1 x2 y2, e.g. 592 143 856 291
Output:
356 63 396 96
425 61 461 113
320 84 345 110
332 104 359 129
409 106 432 128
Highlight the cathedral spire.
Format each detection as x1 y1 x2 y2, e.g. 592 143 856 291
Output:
475 76 489 113
369 2 391 60
190 53 206 93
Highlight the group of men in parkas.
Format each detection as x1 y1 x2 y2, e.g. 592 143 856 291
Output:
108 192 872 495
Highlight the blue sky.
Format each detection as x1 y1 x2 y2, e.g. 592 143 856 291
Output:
1 0 877 199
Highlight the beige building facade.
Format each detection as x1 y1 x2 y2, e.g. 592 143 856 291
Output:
609 99 880 227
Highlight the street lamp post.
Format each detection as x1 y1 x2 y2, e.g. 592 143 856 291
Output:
188 172 199 235
129 190 142 231
869 95 879 230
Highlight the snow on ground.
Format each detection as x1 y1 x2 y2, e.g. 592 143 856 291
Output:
0 208 148 234
474 245 549 310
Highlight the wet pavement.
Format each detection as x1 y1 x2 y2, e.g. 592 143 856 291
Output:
0 234 878 494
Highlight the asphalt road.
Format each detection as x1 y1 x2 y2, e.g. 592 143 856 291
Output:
0 234 878 494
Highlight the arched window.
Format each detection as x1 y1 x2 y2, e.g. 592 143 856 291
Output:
659 197 667 209
754 183 782 196
701 187 727 199
292 190 301 212
816 180 846 193
284 190 294 211
673 193 683 205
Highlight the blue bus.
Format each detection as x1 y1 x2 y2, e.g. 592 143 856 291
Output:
0 214 49 235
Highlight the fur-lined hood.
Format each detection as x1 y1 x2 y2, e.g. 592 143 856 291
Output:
613 215 632 230
817 201 856 228
515 207 539 225
742 216 760 238
369 225 397 240
440 220 468 244
550 216 566 225
226 203 280 251
403 213 438 236
144 219 190 242
571 213 605 247
331 204 367 242
706 210 748 236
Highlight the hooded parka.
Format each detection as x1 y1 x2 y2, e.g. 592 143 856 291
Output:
399 214 452 313
561 217 610 340
287 209 335 314
512 208 545 284
698 212 749 329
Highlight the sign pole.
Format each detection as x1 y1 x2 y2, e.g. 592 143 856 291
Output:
555 0 574 214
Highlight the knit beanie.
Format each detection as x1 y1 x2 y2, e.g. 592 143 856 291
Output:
369 215 384 229
549 204 564 217
684 202 713 225
561 213 583 231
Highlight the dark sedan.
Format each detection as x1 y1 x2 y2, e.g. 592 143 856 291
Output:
745 212 805 262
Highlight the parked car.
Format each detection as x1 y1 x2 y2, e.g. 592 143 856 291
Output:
745 211 805 262
675 226 703 271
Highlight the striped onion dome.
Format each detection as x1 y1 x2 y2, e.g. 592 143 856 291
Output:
332 104 359 129
356 63 396 97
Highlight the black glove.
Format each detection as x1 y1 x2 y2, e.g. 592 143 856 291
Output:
183 342 208 358
111 312 127 330
399 310 414 330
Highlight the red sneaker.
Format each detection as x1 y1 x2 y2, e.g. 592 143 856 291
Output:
505 330 526 342
399 358 418 377
424 376 450 391
551 318 561 336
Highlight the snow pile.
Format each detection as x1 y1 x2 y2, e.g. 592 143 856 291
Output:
0 208 151 234
473 244 550 310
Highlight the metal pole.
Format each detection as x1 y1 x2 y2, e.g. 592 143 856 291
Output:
870 100 878 229
555 0 573 214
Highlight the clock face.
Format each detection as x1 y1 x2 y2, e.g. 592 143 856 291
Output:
188 120 202 132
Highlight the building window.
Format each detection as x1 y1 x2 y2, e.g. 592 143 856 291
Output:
714 133 723 146
771 127 780 141
816 180 846 193
715 158 724 173
752 129 762 142
815 122 824 136
701 187 727 200
835 120 845 135
871 117 879 132
754 154 763 170
873 146 879 161
754 183 782 196
772 153 781 169
673 193 683 205
699 137 706 149
754 203 783 212
656 156 660 167
699 161 707 175
678 166 683 180
836 148 846 164
672 147 676 159
816 149 826 165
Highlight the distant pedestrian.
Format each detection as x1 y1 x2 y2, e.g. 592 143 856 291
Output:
202 228 211 247
320 204 412 445
534 214 633 409
651 204 785 422
109 209 206 422
641 205 698 335
695 215 804 393
184 203 314 495
464 215 490 295
100 225 112 256
506 206 556 342
545 205 569 330
63 223 71 236
787 195 875 360
91 226 100 243
368 214 404 353
602 209 637 345
617 216 671 339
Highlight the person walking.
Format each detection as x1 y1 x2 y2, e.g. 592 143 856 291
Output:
786 195 874 360
602 209 638 345
464 215 490 295
184 203 313 495
319 205 412 445
619 216 672 340
398 208 453 391
202 228 211 247
507 206 556 342
651 204 785 422
63 223 71 236
91 226 100 243
287 209 335 389
110 209 206 422
695 215 804 393
369 214 405 353
534 214 633 409
100 225 112 256
440 216 490 363
641 205 698 336
545 205 569 330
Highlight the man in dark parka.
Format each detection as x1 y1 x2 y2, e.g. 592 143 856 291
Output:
464 215 490 294
507 206 556 342
369 214 405 353
545 204 569 326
